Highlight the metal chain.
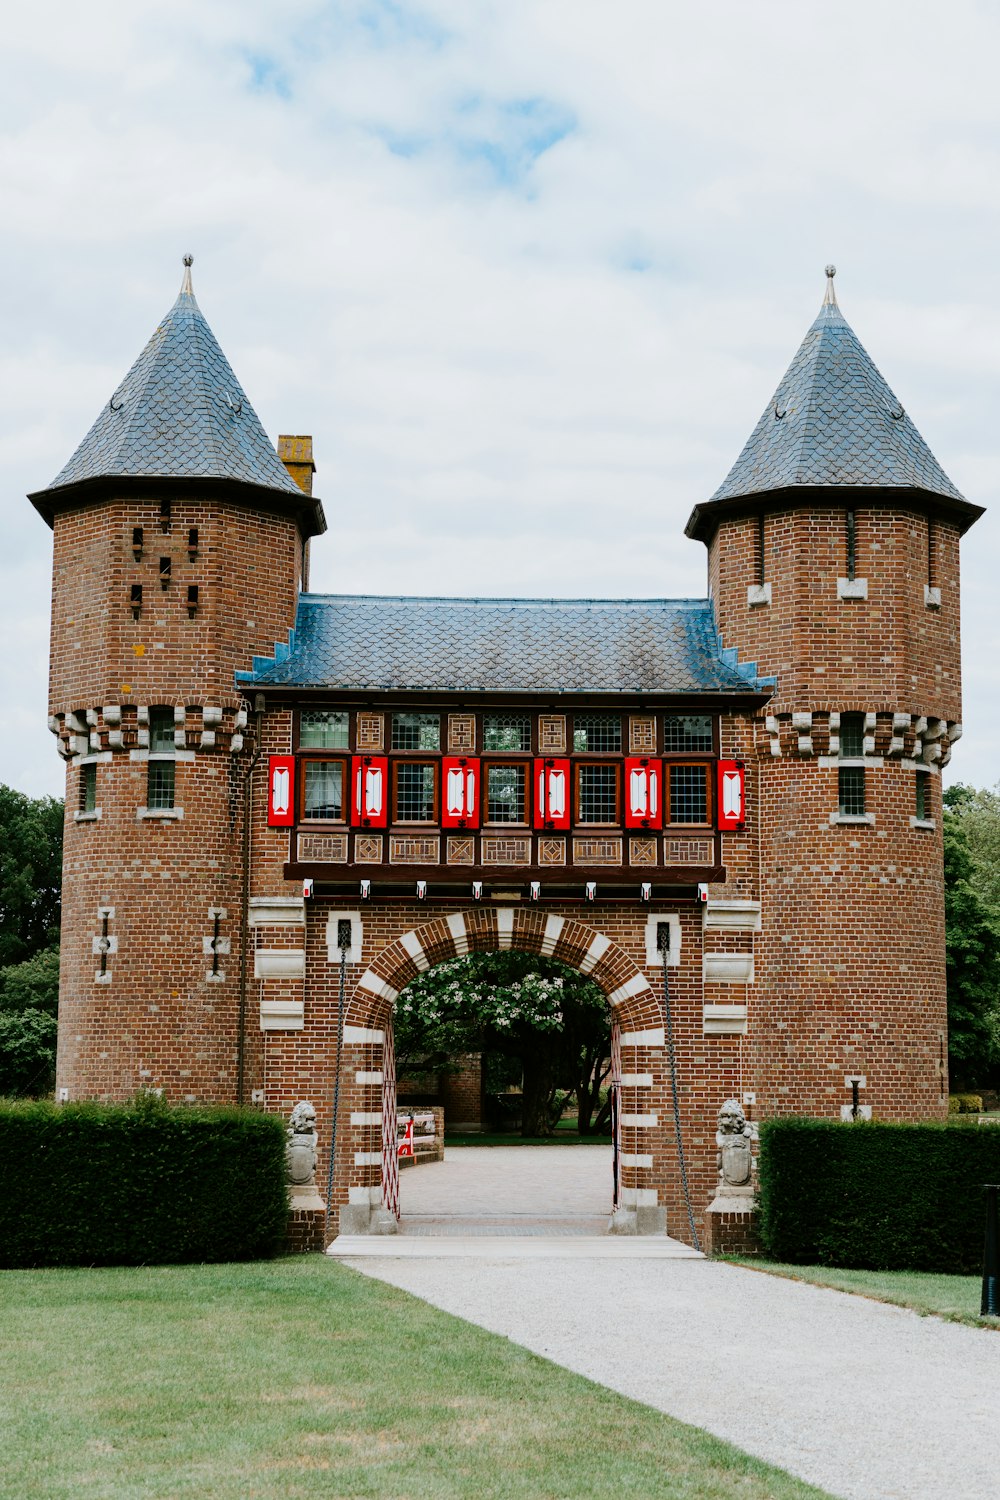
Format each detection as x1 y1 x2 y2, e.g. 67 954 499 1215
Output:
661 942 701 1252
323 943 349 1244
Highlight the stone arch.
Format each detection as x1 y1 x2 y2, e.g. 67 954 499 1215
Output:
336 907 667 1236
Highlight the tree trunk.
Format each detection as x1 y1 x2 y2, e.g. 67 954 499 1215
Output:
521 1042 558 1136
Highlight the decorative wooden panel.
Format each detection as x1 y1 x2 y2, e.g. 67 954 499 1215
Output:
481 835 531 865
629 836 658 866
297 832 348 863
447 836 476 865
354 834 384 863
629 715 656 753
538 837 566 865
448 714 476 752
573 836 623 865
665 836 713 864
538 714 566 754
356 713 384 751
390 836 440 864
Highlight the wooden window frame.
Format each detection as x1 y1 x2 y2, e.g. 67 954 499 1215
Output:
663 760 713 827
571 713 624 755
483 760 529 826
481 712 533 755
391 759 440 825
390 712 442 753
298 755 349 824
574 761 622 826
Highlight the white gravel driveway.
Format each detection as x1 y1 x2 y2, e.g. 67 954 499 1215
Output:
345 1251 1000 1500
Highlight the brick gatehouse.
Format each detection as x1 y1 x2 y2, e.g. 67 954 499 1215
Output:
32 261 982 1246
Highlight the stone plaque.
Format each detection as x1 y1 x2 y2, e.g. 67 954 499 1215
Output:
296 832 348 863
354 834 384 864
629 836 658 866
481 835 531 865
666 837 713 864
538 837 566 866
356 713 384 751
538 714 566 754
390 836 440 864
447 836 476 865
629 715 657 753
573 836 623 865
448 713 476 752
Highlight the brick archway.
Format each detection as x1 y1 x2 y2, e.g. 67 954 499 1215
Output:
336 906 667 1236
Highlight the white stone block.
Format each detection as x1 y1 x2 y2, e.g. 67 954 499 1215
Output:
249 896 305 926
350 1112 382 1126
325 911 363 965
259 998 304 1031
447 911 468 955
703 1003 749 1035
746 582 771 607
608 974 648 1008
400 930 429 971
924 584 942 609
621 1113 657 1128
644 913 680 967
837 577 868 599
703 953 754 984
358 969 399 1004
620 1073 653 1088
541 913 564 956
621 1028 665 1048
343 1025 385 1045
496 907 515 949
254 949 305 979
580 931 611 973
703 900 761 932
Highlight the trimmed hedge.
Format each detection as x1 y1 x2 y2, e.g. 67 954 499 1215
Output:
0 1096 289 1267
757 1117 1000 1272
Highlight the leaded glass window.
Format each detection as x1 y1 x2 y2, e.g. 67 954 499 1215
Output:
483 714 531 752
392 713 440 751
577 764 619 823
838 766 866 816
302 760 345 820
666 764 708 824
394 763 436 821
573 715 622 753
149 707 175 753
663 714 713 753
80 763 96 813
300 710 349 749
486 764 526 823
839 714 864 758
147 760 175 810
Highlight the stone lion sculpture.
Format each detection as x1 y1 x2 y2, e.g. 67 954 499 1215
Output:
286 1101 318 1187
715 1097 754 1196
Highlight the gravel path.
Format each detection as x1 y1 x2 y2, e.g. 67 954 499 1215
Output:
346 1252 1000 1500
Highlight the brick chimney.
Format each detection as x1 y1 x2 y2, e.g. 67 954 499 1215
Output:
278 435 316 496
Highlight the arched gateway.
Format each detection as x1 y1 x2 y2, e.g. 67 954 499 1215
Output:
337 907 665 1237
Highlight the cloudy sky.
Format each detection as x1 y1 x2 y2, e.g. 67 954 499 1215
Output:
2 0 999 798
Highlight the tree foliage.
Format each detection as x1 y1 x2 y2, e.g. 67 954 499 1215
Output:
395 951 610 1136
0 787 64 1096
942 793 1000 1087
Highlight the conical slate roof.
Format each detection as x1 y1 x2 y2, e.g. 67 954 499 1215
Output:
711 268 964 504
40 259 302 500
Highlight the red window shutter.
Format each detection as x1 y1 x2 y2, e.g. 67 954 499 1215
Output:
716 760 745 830
267 755 295 826
352 755 388 828
441 757 481 828
624 757 662 829
533 758 571 830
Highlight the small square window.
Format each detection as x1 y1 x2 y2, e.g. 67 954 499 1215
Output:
392 714 440 751
79 763 96 813
666 764 709 824
302 760 345 820
577 764 619 823
663 715 713 753
300 710 349 750
394 763 437 821
838 766 865 816
147 760 175 810
839 714 864 758
915 773 930 822
486 764 526 823
483 714 531 752
149 707 175 753
573 715 621 753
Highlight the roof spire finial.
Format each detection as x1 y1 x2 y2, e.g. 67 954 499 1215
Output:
181 254 194 297
823 263 837 307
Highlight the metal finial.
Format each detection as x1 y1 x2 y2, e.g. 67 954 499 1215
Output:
823 264 837 306
180 254 194 296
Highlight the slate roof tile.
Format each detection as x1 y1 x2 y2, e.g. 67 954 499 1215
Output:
712 279 964 503
41 264 301 499
243 595 769 696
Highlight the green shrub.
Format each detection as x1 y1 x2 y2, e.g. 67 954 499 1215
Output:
948 1093 984 1114
757 1117 1000 1272
0 1096 289 1267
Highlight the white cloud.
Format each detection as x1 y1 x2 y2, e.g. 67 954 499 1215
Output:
1 0 999 796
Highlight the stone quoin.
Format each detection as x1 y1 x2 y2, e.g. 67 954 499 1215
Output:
33 261 983 1246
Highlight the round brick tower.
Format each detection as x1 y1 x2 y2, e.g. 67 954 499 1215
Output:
31 259 325 1103
687 267 984 1122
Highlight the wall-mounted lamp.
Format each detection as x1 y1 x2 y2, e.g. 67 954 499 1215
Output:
472 881 483 900
416 880 427 900
529 881 541 901
585 882 597 902
302 878 314 900
640 882 652 902
359 879 371 900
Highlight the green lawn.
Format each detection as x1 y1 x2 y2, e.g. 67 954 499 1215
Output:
732 1260 999 1329
0 1258 833 1500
